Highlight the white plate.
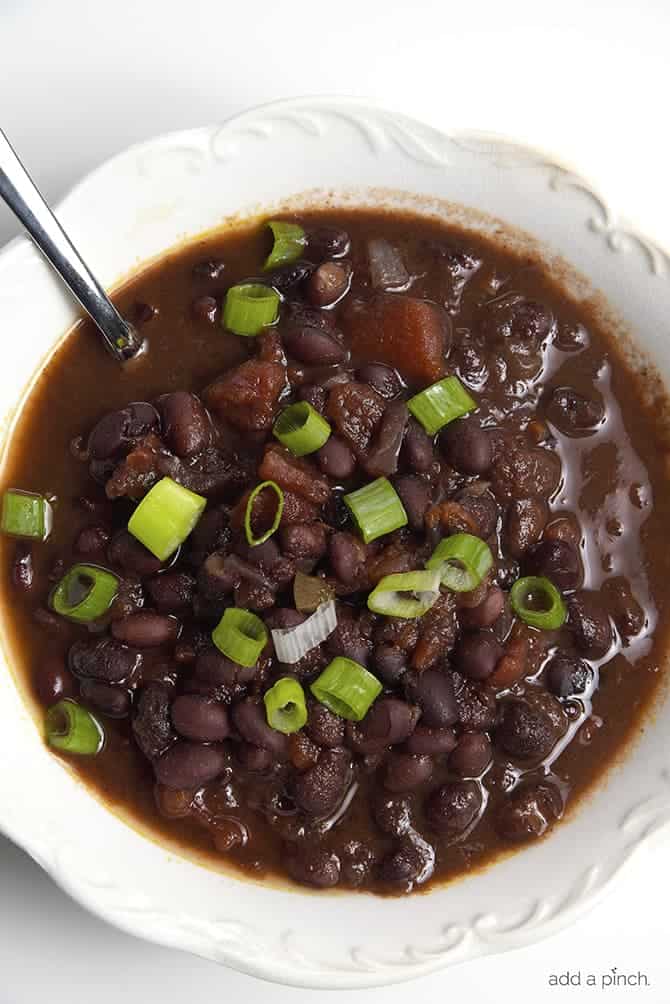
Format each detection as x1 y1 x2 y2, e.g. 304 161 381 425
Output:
0 97 669 990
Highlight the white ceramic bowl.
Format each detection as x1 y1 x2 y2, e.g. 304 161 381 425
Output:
1 97 669 989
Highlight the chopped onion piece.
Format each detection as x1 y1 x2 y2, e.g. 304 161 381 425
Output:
367 239 410 291
271 599 337 664
293 571 335 613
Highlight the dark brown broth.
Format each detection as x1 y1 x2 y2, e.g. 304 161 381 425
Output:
2 209 669 892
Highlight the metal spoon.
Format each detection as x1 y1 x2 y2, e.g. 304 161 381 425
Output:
0 128 143 363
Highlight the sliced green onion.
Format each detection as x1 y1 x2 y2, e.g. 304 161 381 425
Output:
310 657 382 722
46 700 104 755
263 220 306 271
294 571 334 613
128 477 206 560
264 677 308 734
212 607 268 667
273 402 331 457
222 282 280 336
1 489 52 540
407 376 476 436
367 570 441 618
510 575 567 630
50 564 119 623
344 477 407 544
271 599 337 664
244 480 284 547
426 533 493 593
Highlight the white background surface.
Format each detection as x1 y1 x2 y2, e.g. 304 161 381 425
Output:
0 1 668 1000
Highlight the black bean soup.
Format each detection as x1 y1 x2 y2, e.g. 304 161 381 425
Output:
2 210 669 895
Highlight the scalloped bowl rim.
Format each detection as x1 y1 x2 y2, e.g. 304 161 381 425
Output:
0 96 668 989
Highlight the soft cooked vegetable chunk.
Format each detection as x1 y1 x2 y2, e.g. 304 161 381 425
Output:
326 382 385 456
204 359 286 432
344 295 451 385
258 444 330 505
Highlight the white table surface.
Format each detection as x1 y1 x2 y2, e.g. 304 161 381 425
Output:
1 0 669 1000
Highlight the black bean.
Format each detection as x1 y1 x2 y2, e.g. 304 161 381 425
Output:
601 576 645 640
567 590 613 658
87 402 159 461
306 226 350 259
232 698 289 758
545 653 593 697
356 363 401 399
449 732 492 777
425 780 482 838
265 607 305 631
404 669 458 728
236 743 274 772
401 418 434 473
191 295 219 324
496 557 520 591
146 571 196 614
159 391 211 458
154 742 227 789
329 531 367 585
383 752 433 792
491 441 562 503
458 490 499 539
285 847 341 888
155 784 194 819
454 631 503 682
440 417 493 475
362 401 409 478
279 523 327 561
171 694 230 742
35 656 75 705
69 637 142 684
192 259 226 281
372 791 413 836
265 260 315 294
460 585 505 630
340 840 376 887
316 436 356 480
11 542 33 591
495 692 567 761
373 644 407 685
306 260 352 307
297 383 327 414
282 326 347 365
452 672 497 731
111 612 180 648
133 683 177 760
188 506 232 566
393 475 430 531
306 700 345 748
75 524 111 556
348 697 420 754
503 496 548 559
292 748 351 816
405 725 457 756
525 539 582 592
196 552 239 600
546 386 604 436
379 835 434 886
108 530 165 576
133 301 157 325
79 679 131 718
495 781 563 841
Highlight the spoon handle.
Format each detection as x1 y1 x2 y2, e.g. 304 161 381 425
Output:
0 129 142 362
